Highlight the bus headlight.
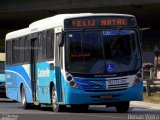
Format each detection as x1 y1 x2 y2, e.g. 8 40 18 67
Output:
137 72 142 78
134 70 143 85
66 72 77 88
69 81 76 87
67 75 72 81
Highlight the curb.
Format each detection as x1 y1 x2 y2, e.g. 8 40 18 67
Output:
131 101 160 110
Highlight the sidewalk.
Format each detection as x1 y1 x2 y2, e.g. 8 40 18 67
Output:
131 101 160 110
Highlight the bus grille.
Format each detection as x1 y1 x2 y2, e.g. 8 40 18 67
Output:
79 78 129 92
108 83 129 90
82 84 104 91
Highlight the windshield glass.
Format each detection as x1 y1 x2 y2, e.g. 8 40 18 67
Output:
65 29 141 75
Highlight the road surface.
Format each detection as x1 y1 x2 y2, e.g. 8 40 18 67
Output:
0 98 160 120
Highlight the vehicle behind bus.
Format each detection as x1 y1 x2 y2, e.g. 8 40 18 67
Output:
0 53 6 97
5 13 143 113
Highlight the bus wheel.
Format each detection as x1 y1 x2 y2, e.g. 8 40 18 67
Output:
71 105 89 112
116 102 129 113
21 86 31 109
51 87 66 112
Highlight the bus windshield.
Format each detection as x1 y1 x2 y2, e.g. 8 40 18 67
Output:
65 29 141 75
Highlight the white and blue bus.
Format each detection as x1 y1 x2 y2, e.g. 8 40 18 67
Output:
6 13 143 112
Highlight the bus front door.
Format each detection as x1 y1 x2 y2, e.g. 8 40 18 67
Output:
30 38 37 102
55 27 63 102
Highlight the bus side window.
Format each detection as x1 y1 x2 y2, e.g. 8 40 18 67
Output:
12 40 16 64
42 31 47 60
24 36 31 63
15 39 20 64
46 30 54 59
6 40 12 65
33 37 38 61
38 33 43 61
19 37 24 64
50 30 54 59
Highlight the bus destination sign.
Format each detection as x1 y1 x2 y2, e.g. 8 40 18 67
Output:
64 16 136 29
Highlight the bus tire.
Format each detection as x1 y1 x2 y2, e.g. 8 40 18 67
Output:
116 102 129 113
51 87 66 112
71 105 89 112
21 86 31 109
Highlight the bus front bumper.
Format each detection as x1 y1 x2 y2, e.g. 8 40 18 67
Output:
65 81 143 105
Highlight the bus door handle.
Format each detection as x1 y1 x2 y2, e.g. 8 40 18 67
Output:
50 63 54 70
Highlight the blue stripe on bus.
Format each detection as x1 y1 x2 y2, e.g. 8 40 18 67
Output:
6 65 32 102
6 65 31 89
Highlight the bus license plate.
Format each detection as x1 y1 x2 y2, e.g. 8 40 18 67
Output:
101 94 112 99
108 79 127 85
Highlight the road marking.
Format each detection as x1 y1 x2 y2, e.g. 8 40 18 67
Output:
71 113 126 119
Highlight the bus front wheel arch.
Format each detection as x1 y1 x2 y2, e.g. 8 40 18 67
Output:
21 85 31 109
50 85 66 112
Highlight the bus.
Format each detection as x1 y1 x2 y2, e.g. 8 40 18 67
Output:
0 53 6 97
5 13 143 112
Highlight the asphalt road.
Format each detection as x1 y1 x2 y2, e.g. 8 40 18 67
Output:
0 98 160 120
